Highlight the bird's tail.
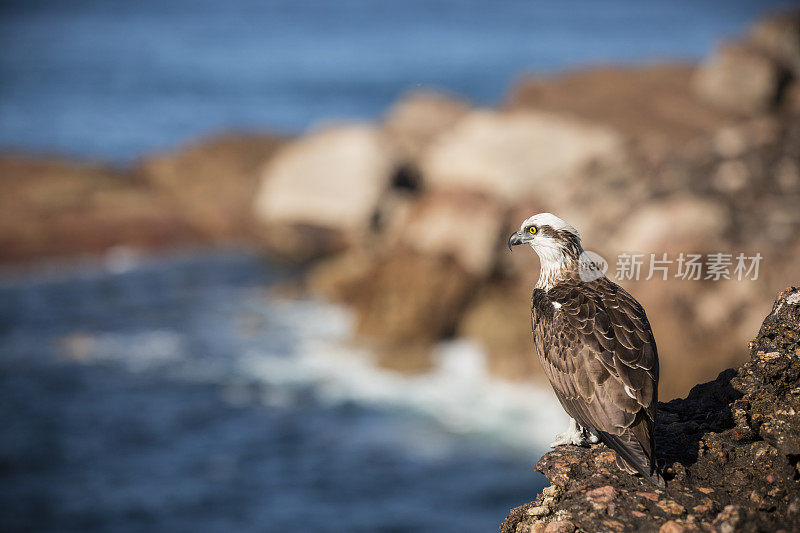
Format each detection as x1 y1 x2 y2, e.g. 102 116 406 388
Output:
596 429 664 487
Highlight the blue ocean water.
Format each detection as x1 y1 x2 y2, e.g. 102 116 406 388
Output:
0 251 568 532
0 0 796 161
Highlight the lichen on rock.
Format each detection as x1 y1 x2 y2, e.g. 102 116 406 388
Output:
501 286 800 533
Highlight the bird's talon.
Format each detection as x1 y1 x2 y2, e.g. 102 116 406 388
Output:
550 420 589 448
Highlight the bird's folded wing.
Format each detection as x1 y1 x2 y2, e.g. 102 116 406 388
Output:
532 278 659 475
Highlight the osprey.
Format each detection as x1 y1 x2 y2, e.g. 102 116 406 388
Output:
508 213 662 486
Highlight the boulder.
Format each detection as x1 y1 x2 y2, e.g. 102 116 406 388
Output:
786 79 800 112
138 133 284 240
419 110 626 204
693 42 785 114
253 124 399 235
383 91 470 163
306 249 375 303
710 117 780 159
505 64 738 153
328 250 477 348
609 195 728 253
0 156 199 263
305 248 478 374
750 10 800 74
394 191 505 276
456 282 540 380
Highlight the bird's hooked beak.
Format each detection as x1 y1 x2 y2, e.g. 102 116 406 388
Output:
507 230 525 251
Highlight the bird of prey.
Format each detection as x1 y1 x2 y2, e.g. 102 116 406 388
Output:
508 213 662 486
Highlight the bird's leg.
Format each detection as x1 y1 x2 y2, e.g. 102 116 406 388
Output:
550 418 589 447
582 426 600 444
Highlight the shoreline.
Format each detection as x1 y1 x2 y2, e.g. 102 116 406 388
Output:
2 11 799 401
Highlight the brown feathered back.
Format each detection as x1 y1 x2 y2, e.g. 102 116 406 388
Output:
531 274 662 485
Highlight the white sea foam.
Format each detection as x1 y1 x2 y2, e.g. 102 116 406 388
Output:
237 301 569 453
60 294 568 455
61 330 186 371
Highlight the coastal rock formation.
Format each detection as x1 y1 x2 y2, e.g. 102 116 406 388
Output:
321 250 477 370
394 191 504 276
456 283 538 379
138 133 284 241
0 134 283 264
2 10 799 403
0 156 199 262
695 10 800 114
383 91 471 163
501 286 800 533
419 110 625 203
608 195 728 253
694 42 786 114
750 11 800 75
506 64 736 151
253 124 400 258
302 8 800 399
253 124 399 261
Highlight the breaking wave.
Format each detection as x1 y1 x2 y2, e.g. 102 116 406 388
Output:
54 283 567 456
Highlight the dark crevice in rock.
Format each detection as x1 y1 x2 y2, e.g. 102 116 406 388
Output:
390 163 422 192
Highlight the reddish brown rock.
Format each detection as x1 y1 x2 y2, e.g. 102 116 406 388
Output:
658 520 685 533
506 64 737 151
608 194 728 253
329 250 477 349
656 499 686 516
0 156 199 263
138 133 284 240
712 505 741 533
585 485 617 510
543 520 575 533
0 134 284 264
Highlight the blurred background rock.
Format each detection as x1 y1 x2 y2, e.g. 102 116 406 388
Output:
1 1 799 531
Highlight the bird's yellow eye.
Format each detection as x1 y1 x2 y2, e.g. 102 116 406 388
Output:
529 226 537 235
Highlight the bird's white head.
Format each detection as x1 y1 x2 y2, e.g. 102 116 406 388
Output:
507 213 592 289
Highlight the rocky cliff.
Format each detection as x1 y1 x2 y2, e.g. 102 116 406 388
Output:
501 286 800 533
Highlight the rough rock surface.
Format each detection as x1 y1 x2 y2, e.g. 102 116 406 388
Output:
501 286 800 533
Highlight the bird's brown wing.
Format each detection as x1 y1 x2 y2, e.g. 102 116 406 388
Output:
531 277 661 484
